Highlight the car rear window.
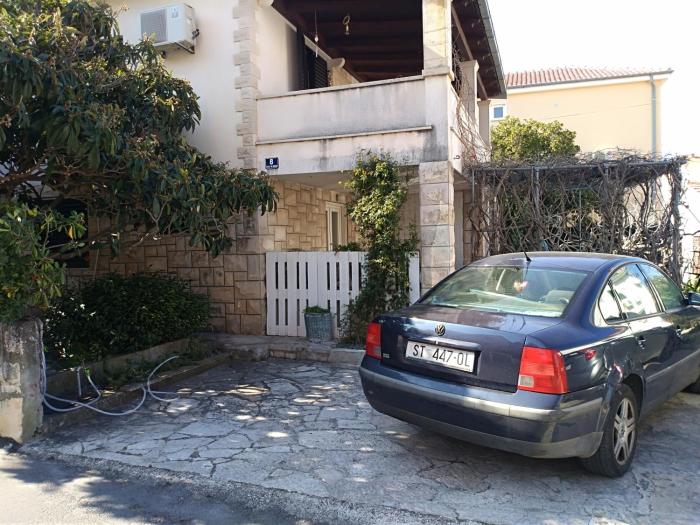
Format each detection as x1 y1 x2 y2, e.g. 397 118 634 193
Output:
421 265 589 317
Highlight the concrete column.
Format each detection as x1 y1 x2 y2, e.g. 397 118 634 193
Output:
422 0 452 75
0 319 43 443
419 161 456 294
233 0 261 170
478 99 492 148
459 60 479 123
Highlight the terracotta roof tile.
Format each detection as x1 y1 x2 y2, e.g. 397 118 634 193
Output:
506 67 673 89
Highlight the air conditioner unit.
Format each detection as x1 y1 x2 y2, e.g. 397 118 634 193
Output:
140 4 198 54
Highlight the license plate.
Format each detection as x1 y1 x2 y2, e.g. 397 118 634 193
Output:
405 341 475 373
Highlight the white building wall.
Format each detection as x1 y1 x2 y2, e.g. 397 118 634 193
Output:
256 7 298 96
112 0 240 167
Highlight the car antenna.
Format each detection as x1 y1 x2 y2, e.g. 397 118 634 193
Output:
523 251 532 263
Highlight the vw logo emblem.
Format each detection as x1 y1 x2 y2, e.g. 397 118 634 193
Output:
435 324 446 336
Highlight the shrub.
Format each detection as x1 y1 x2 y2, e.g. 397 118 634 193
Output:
304 306 330 314
0 202 85 322
684 276 700 294
44 273 209 366
342 152 419 345
491 117 580 161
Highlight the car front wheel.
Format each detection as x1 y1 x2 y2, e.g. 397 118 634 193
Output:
581 384 638 478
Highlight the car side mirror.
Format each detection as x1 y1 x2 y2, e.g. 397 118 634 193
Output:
688 292 700 306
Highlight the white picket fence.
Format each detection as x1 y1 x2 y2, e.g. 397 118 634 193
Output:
266 251 420 337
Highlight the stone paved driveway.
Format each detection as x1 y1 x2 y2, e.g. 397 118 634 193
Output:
24 360 700 524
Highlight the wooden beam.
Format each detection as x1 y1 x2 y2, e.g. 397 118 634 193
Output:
324 35 419 47
354 65 417 73
316 19 421 36
344 51 423 61
352 58 420 67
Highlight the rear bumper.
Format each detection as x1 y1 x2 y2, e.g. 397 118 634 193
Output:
360 357 605 459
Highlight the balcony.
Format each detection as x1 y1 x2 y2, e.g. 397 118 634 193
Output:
256 76 438 175
254 0 505 177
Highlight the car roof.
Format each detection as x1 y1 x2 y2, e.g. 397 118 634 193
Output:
470 252 645 272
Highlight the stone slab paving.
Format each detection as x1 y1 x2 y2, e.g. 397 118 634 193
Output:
23 360 700 525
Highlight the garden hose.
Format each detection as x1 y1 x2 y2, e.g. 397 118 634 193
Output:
40 351 180 417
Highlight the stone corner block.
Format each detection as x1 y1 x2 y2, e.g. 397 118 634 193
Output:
0 318 43 443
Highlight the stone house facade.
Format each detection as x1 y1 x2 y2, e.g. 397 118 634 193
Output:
89 0 506 335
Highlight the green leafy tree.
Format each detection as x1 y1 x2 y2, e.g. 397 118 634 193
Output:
491 117 580 161
342 153 418 344
0 1 276 321
0 202 85 321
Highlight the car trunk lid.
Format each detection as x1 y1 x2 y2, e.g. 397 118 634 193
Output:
379 305 562 392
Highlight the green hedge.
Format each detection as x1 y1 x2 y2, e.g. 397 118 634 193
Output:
44 273 209 366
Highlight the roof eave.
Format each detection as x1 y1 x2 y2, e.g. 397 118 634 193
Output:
508 69 674 91
476 0 507 99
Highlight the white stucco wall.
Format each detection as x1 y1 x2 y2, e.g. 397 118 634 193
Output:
257 7 298 96
110 1 240 167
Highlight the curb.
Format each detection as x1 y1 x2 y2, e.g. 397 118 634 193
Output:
19 448 467 525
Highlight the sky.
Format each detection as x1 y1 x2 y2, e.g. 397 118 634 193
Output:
488 0 700 155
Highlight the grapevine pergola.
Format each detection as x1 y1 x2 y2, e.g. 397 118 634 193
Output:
464 154 687 282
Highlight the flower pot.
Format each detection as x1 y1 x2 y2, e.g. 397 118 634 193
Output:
304 312 333 342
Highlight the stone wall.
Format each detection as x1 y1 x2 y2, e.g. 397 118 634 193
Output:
261 182 355 252
69 180 355 335
0 319 43 443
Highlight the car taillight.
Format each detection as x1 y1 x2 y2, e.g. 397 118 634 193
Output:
365 322 382 360
518 346 568 394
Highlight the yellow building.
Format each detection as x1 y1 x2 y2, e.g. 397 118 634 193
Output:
492 67 672 155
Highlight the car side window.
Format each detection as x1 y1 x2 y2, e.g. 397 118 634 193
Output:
638 264 686 311
599 282 623 323
609 265 661 320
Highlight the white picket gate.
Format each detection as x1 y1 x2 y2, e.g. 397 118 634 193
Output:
265 251 420 337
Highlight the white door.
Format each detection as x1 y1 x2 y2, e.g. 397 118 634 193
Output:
326 202 346 251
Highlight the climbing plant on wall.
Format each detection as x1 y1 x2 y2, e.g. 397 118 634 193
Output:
342 153 418 344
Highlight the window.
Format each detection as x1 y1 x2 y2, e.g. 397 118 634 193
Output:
326 203 346 251
609 265 660 320
598 282 623 323
306 48 329 89
639 264 686 311
295 29 329 90
492 105 506 120
420 265 589 318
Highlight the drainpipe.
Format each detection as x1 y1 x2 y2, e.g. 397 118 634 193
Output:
650 74 657 156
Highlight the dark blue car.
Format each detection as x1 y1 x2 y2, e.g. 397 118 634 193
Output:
359 252 700 477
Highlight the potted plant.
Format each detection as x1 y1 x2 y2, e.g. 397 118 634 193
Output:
303 306 333 342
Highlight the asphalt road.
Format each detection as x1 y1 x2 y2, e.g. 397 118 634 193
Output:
0 446 315 525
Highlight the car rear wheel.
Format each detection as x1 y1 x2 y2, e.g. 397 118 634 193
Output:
581 384 638 478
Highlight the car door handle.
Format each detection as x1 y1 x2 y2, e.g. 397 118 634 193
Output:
636 335 646 348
